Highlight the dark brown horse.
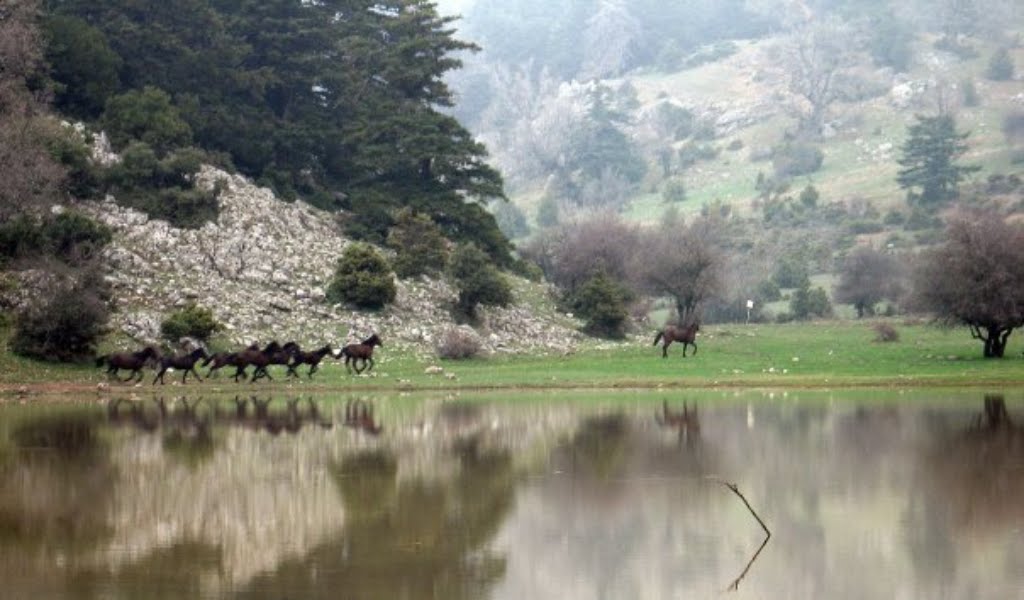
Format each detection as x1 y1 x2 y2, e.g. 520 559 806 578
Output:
152 348 210 385
232 341 299 383
653 323 700 358
230 342 279 383
202 343 259 379
340 334 382 374
286 344 334 379
96 346 160 382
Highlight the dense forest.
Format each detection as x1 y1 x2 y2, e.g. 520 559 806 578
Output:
6 0 512 260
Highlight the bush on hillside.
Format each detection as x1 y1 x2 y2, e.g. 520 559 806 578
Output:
448 243 512 320
105 144 220 229
435 327 483 360
986 48 1014 81
327 243 396 310
10 268 110 363
160 303 222 343
566 272 632 339
772 142 824 178
0 211 111 266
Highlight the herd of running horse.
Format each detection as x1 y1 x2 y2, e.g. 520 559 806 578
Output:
95 334 383 384
94 321 700 386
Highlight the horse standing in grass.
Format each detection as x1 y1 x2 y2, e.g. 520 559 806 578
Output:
287 344 334 379
96 346 160 382
153 348 210 385
653 322 700 358
339 334 382 374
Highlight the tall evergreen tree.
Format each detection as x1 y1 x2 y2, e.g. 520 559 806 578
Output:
44 0 513 263
896 114 979 206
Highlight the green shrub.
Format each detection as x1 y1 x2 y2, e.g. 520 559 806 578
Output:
985 48 1014 81
160 303 222 343
105 144 219 228
386 208 448 278
772 258 810 289
327 243 396 309
11 268 110 363
0 212 111 265
772 142 824 177
101 86 192 154
789 284 832 320
448 243 512 319
566 272 632 339
661 178 687 203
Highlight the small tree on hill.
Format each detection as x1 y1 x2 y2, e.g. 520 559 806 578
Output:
635 216 725 325
567 272 633 339
985 47 1014 81
327 243 396 310
912 211 1024 358
897 114 979 206
448 243 512 320
834 247 904 317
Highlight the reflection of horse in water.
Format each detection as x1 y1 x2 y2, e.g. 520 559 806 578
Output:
656 400 701 444
106 396 332 437
344 399 383 435
653 323 700 358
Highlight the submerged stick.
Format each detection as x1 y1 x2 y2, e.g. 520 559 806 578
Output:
707 477 771 592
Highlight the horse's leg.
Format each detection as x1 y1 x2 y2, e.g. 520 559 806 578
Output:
365 356 375 372
691 341 697 356
662 340 670 358
308 363 317 378
233 366 247 383
153 368 165 385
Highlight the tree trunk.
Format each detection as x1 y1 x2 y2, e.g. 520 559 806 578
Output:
979 325 1011 358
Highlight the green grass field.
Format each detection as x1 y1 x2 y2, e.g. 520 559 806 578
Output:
4 320 1023 395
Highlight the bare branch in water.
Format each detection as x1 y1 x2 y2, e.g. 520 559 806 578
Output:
707 477 771 592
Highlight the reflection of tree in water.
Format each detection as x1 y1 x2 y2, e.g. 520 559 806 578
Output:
908 395 1024 595
0 412 117 595
235 439 516 599
68 540 223 599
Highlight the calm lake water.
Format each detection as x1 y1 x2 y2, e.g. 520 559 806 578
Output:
1 389 1022 599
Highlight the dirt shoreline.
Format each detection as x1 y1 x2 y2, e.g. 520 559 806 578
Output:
3 377 1023 402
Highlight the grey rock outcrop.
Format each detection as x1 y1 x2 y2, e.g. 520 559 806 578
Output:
83 166 581 357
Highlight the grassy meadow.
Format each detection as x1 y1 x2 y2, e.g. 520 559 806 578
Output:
3 320 1024 395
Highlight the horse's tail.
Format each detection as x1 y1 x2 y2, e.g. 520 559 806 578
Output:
653 331 663 346
95 355 108 367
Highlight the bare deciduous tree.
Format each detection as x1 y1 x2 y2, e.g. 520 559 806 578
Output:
521 211 640 293
834 246 905 318
0 0 65 221
636 215 726 324
912 210 1024 358
782 16 858 136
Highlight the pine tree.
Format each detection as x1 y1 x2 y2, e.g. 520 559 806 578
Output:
896 114 979 206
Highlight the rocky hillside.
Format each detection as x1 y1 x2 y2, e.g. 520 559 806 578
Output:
82 166 582 359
